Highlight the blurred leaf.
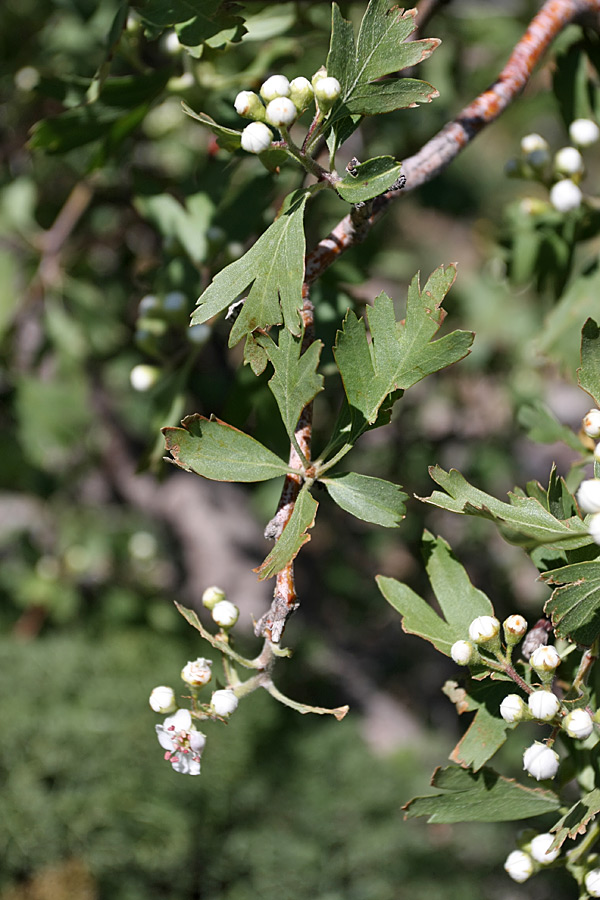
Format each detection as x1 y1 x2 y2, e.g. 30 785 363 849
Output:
258 328 324 441
578 318 600 407
182 104 241 152
134 191 213 264
443 680 511 771
542 560 600 645
551 789 600 850
404 766 560 823
333 265 473 425
422 466 591 549
336 156 403 203
0 249 20 341
537 262 600 374
553 42 592 128
242 3 295 41
135 0 246 53
191 189 309 346
321 472 407 527
255 486 318 579
518 401 583 452
162 414 290 481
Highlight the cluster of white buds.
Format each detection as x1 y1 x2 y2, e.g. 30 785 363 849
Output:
504 832 561 883
234 68 341 154
202 584 239 630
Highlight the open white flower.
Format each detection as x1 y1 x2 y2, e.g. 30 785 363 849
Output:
156 708 206 775
504 849 534 883
530 832 560 864
523 741 559 780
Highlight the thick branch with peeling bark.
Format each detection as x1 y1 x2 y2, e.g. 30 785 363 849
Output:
256 0 600 644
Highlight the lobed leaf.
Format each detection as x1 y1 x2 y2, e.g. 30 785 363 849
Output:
443 680 512 772
255 486 318 580
336 156 403 203
135 0 245 53
258 328 324 441
404 766 560 824
550 789 600 850
578 317 600 408
334 266 473 425
191 189 309 346
162 414 290 482
321 472 407 527
518 401 583 452
542 560 600 645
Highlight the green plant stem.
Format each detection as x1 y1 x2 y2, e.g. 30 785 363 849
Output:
484 655 533 694
573 641 599 693
261 677 349 720
567 818 600 866
280 126 338 185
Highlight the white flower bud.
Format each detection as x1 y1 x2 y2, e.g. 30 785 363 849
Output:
577 479 600 514
188 323 210 345
528 689 560 722
530 644 561 673
314 76 341 110
149 685 177 714
523 741 559 780
468 615 500 644
520 133 548 155
260 74 290 102
240 121 273 154
202 585 226 610
504 614 527 641
554 146 585 176
550 179 583 212
265 97 297 128
563 708 594 740
569 118 600 147
504 849 534 883
451 640 474 665
163 291 187 314
586 868 600 898
583 409 600 438
311 66 328 88
289 76 314 110
234 90 265 121
589 513 600 545
211 600 239 629
500 694 527 724
211 689 239 716
181 657 213 687
530 832 560 864
130 364 160 391
138 294 161 315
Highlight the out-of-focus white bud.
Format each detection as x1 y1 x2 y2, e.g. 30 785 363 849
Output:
583 409 600 438
163 291 187 315
265 97 297 128
577 479 600 514
468 615 500 644
202 585 226 610
130 364 160 391
181 657 213 687
451 640 474 665
554 146 585 176
188 323 210 345
149 685 177 714
500 694 527 724
138 294 161 315
550 179 583 212
530 832 560 864
523 741 559 780
586 868 600 897
211 689 239 716
520 133 548 155
211 600 239 629
528 689 560 722
589 513 600 545
314 76 342 110
260 74 290 102
162 31 182 54
240 121 273 154
289 76 314 110
504 614 527 643
530 645 561 673
569 118 600 147
15 66 40 92
234 90 265 121
520 197 549 216
504 849 534 883
563 708 594 740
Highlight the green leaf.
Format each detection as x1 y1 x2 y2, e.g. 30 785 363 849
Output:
578 317 600 407
258 328 324 441
335 156 403 203
518 401 583 452
542 560 600 645
377 533 493 655
135 0 245 53
550 789 600 850
255 486 318 580
404 766 560 824
443 680 512 771
422 465 591 549
333 266 473 424
181 103 242 152
134 191 213 264
536 262 600 374
162 414 290 481
321 472 407 527
343 79 440 116
191 189 309 346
